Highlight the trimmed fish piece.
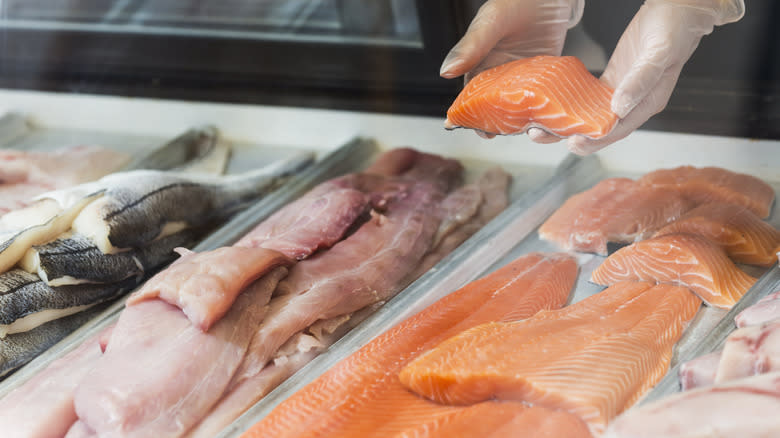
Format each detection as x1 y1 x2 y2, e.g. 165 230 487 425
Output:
603 371 780 438
445 56 618 138
637 166 775 219
399 282 701 436
591 233 757 308
679 351 722 391
127 246 293 331
0 328 107 438
715 320 780 384
73 267 287 438
392 402 593 438
242 253 576 438
20 230 198 286
0 304 108 377
362 147 420 176
0 270 136 338
65 421 96 438
539 178 693 255
736 290 780 328
654 202 780 266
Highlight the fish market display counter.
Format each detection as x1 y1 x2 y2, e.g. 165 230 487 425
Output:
0 89 778 437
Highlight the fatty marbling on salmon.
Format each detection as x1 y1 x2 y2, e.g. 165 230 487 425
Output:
399 282 701 436
591 233 757 308
241 252 578 438
444 56 618 138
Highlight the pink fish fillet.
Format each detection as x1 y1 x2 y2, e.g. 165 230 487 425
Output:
678 351 722 391
715 320 780 384
736 290 780 328
126 246 292 331
73 267 287 438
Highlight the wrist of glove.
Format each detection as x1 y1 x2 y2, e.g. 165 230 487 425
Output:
567 0 745 155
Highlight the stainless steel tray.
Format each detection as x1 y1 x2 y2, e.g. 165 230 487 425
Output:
219 156 780 437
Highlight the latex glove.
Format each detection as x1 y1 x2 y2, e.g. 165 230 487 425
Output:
568 0 745 155
440 0 585 139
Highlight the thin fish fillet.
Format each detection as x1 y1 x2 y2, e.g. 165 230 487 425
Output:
444 56 618 138
591 233 757 308
604 371 780 438
539 178 693 255
241 252 577 438
679 350 721 391
391 402 592 438
736 290 780 328
637 166 775 219
715 320 780 384
399 282 702 435
654 202 780 266
126 246 293 331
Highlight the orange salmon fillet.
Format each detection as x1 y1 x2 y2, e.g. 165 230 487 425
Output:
591 233 757 308
539 177 693 254
399 282 701 436
445 56 618 138
654 202 780 267
638 166 775 219
240 252 577 438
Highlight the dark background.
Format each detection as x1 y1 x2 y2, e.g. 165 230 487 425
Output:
0 0 777 139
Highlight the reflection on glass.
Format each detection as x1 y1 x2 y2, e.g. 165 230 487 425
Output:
0 0 422 47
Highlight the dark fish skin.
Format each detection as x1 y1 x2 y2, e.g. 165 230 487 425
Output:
0 303 109 378
33 230 198 285
0 270 137 326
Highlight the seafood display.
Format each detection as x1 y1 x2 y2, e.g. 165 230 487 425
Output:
444 56 618 138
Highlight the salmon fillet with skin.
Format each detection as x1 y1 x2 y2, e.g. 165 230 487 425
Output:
392 402 592 438
637 166 775 219
240 252 577 438
654 202 780 266
539 178 693 255
399 282 702 436
591 233 757 308
445 56 618 139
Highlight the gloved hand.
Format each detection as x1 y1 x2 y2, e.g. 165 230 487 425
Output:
568 0 745 155
439 0 585 139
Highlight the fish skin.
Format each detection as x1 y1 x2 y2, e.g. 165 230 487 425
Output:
445 56 618 139
591 233 757 308
127 247 293 331
654 202 780 267
735 290 780 328
22 229 198 286
539 178 693 255
679 351 722 391
71 153 313 253
399 282 701 436
242 252 576 438
231 179 446 385
715 320 780 384
603 371 780 438
0 270 137 336
0 303 108 378
637 165 775 219
73 267 287 438
0 328 107 438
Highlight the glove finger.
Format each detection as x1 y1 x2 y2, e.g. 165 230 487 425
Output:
527 127 561 144
440 1 509 78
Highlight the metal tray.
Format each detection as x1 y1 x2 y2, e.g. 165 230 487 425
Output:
219 155 780 437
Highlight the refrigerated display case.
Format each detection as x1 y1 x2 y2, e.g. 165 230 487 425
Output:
0 1 779 437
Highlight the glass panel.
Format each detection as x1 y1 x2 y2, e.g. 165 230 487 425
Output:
0 0 422 47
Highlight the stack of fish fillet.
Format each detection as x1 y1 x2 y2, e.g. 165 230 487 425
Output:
0 147 512 438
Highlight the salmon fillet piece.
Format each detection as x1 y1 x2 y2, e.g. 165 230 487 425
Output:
399 282 701 436
391 402 592 438
444 56 618 138
591 233 757 308
654 202 780 266
240 252 577 438
539 178 693 254
637 166 775 219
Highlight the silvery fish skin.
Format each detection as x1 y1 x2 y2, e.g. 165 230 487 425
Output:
72 153 314 253
22 229 198 286
0 303 108 378
0 270 137 338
